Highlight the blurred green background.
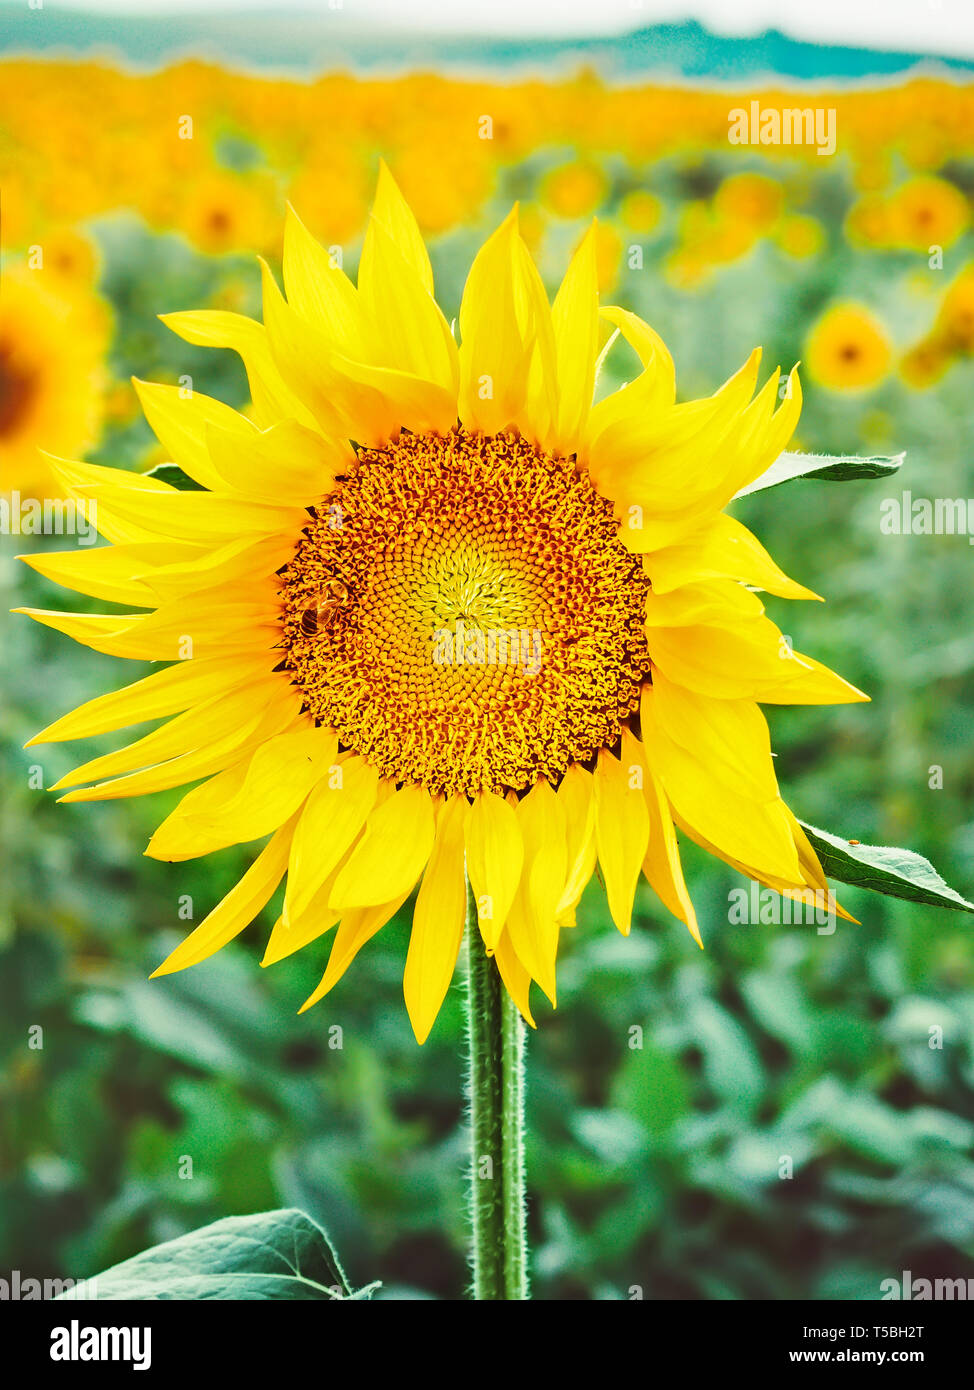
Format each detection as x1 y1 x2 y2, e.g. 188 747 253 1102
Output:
2 19 974 1301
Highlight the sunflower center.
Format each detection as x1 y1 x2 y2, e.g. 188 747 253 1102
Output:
278 427 651 798
0 338 36 438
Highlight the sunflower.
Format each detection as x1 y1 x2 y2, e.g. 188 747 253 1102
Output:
540 161 608 219
0 266 109 496
774 214 824 260
713 173 783 233
899 337 950 390
804 302 891 392
173 168 280 258
20 166 867 1043
618 190 661 235
935 265 974 354
888 176 968 251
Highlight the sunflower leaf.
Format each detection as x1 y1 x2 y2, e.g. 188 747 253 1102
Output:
58 1208 378 1300
735 451 904 498
143 462 206 491
798 822 974 914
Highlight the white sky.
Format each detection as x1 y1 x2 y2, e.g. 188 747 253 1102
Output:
40 0 974 56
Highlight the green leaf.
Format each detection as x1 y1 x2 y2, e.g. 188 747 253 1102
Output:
825 1092 915 1166
60 1208 379 1300
144 462 205 491
686 997 764 1116
799 822 974 914
610 1042 690 1143
735 450 904 498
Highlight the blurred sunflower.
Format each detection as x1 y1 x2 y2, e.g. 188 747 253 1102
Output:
899 337 950 390
618 190 661 234
774 214 824 260
935 265 974 353
804 303 892 392
540 160 608 219
175 168 281 257
0 266 109 495
41 226 101 287
21 167 866 1042
844 193 891 248
888 176 968 251
713 173 783 232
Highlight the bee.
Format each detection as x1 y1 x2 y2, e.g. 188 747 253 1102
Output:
300 580 349 637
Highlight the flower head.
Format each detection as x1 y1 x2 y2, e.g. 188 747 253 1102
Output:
804 302 891 392
0 266 108 495
21 165 867 1042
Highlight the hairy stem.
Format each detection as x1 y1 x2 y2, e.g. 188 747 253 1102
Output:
463 875 528 1300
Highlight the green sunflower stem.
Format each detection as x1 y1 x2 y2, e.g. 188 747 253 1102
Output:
463 874 529 1300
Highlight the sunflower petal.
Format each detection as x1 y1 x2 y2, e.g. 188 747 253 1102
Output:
50 677 286 791
283 754 379 924
556 762 596 916
493 928 536 1027
144 726 335 854
18 546 156 607
205 417 349 504
159 308 319 429
464 789 524 948
640 758 703 947
647 513 822 601
458 209 532 435
550 224 599 448
593 732 650 934
150 815 297 977
330 781 435 910
299 893 410 1012
504 781 566 1003
281 203 368 351
358 203 458 394
641 684 802 883
133 378 255 491
404 794 469 1043
25 653 269 746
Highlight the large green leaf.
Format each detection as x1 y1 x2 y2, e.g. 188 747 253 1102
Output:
143 462 205 491
799 822 974 914
735 450 904 498
60 1209 379 1300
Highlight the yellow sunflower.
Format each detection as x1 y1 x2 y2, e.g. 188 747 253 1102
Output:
19 166 867 1043
618 190 661 235
774 214 824 260
540 161 608 220
935 265 974 353
0 266 109 496
888 176 968 251
173 168 281 258
804 303 892 392
713 173 783 233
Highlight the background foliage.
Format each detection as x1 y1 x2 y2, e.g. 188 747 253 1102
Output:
1 22 973 1300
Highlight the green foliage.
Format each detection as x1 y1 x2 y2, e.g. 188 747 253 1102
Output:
735 451 905 498
800 824 974 913
65 1208 378 1300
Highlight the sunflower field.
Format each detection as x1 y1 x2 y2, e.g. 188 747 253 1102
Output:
2 21 974 1304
